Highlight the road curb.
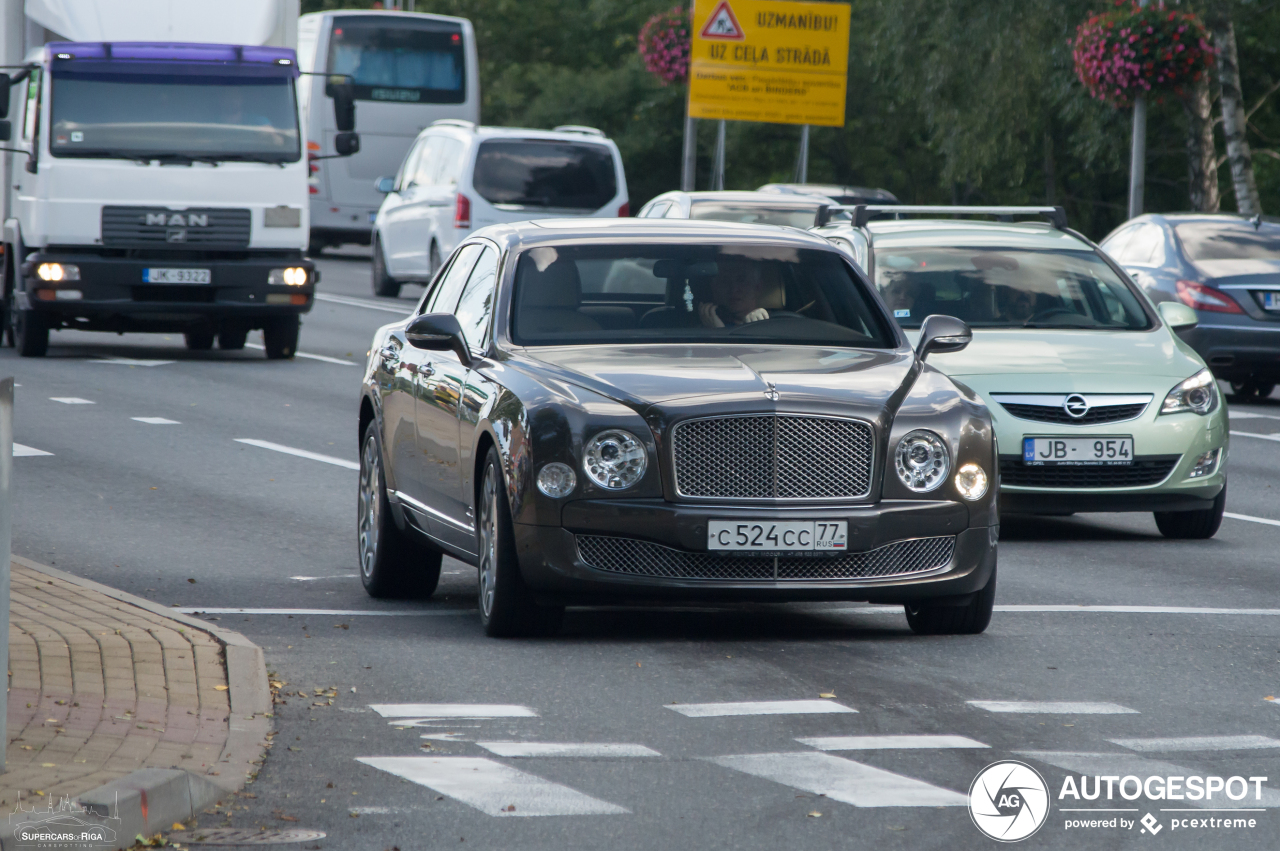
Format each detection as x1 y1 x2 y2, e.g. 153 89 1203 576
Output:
3 556 272 850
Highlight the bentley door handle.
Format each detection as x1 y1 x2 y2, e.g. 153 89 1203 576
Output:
420 362 436 377
380 344 400 365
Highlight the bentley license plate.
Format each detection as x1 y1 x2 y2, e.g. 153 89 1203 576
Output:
142 268 211 284
707 520 848 552
1023 436 1134 466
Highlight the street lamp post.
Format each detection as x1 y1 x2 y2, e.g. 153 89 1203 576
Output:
1128 0 1149 218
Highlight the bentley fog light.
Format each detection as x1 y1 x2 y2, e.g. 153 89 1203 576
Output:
268 267 309 286
1161 369 1218 415
582 429 647 490
37 262 79 282
536 462 577 498
894 430 950 493
955 463 988 500
1188 448 1221 479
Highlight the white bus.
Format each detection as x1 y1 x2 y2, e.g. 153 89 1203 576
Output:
296 10 479 252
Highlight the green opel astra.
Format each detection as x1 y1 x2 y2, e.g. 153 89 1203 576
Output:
817 208 1229 538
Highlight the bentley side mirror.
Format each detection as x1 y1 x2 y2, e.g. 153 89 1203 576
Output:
1158 300 1198 330
405 313 471 365
915 314 972 361
375 176 395 194
334 131 360 157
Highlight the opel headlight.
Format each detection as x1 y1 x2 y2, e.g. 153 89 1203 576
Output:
954 463 988 500
894 430 950 493
582 429 647 490
1160 369 1218 415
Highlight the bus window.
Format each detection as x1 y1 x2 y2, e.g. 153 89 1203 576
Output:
327 16 465 104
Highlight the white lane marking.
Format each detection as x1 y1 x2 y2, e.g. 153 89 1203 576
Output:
14 444 53 457
357 756 628 816
132 417 180 425
1229 411 1280 420
1230 430 1280 442
668 700 856 718
371 704 538 719
177 607 472 616
995 605 1280 615
244 341 356 365
315 292 413 314
90 358 174 366
476 743 661 758
1109 735 1280 753
968 701 1138 714
49 397 93 404
1017 752 1280 808
709 752 968 808
1225 512 1280 528
234 438 359 470
798 735 988 751
290 574 359 581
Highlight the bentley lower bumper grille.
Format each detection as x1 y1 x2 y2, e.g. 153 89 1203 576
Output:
576 534 955 581
999 456 1179 488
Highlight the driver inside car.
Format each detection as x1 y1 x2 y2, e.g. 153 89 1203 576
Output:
995 285 1038 322
698 258 782 328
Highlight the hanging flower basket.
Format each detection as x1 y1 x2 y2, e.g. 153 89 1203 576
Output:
1071 2 1214 107
639 6 691 86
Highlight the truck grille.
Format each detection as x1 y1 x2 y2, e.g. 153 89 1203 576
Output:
999 456 1179 488
672 414 873 500
102 206 251 249
576 534 955 581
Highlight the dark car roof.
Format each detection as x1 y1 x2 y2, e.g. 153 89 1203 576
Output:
468 218 841 253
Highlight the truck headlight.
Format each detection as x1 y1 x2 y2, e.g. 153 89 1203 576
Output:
1160 369 1218 415
268 267 309 286
894 430 950 493
37 263 79 282
582 430 647 490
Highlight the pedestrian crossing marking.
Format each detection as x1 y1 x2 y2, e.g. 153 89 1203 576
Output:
968 700 1138 715
370 704 538 719
710 752 969 807
1108 735 1280 753
798 735 988 751
357 757 629 816
477 743 661 758
668 700 855 717
14 444 53 457
1016 752 1280 809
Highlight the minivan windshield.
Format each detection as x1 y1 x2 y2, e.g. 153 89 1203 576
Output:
50 74 299 162
1175 220 1280 262
511 244 894 348
473 140 617 210
873 247 1151 330
327 16 465 103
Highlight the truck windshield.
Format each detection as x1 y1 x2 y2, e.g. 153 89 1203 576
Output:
49 74 300 163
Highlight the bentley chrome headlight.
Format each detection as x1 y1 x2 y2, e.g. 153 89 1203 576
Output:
954 463 988 500
582 429 647 490
1160 369 1218 415
536 462 577 498
894 430 950 493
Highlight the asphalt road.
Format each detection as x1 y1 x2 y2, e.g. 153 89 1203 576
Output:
4 249 1279 850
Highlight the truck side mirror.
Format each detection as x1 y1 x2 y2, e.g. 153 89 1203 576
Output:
334 132 360 157
0 74 10 119
0 121 10 143
327 79 356 132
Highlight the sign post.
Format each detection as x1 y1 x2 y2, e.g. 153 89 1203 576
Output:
0 378 12 773
688 0 850 184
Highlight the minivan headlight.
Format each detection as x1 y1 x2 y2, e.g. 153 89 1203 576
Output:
582 430 647 489
894 430 950 493
1161 369 1218 415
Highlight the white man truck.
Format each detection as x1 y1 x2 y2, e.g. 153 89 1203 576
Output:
0 0 358 357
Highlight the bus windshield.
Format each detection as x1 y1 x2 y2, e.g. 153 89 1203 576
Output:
49 73 300 163
328 16 465 103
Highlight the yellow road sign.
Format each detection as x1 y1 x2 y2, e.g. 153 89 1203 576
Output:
688 0 851 127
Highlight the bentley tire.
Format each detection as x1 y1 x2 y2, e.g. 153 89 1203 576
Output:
1154 483 1225 539
904 562 996 635
358 423 442 599
477 447 563 637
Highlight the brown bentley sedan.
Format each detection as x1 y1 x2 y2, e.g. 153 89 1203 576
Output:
357 220 998 636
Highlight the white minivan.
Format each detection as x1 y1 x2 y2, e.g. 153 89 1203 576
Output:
297 10 480 253
371 122 629 296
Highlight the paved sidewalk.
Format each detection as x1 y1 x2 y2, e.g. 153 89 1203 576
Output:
3 556 271 839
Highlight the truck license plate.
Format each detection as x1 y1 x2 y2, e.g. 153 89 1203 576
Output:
143 268 211 284
1023 436 1134 466
707 520 848 553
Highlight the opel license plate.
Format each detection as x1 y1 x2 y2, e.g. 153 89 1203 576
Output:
142 268 211 284
1023 436 1133 466
708 520 848 553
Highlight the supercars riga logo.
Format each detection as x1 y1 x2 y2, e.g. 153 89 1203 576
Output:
700 1 744 39
969 761 1050 842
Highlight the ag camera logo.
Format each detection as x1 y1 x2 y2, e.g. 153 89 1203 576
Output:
970 760 1050 842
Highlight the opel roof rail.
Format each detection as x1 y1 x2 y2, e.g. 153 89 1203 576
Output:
431 118 476 130
553 124 606 137
841 204 1067 230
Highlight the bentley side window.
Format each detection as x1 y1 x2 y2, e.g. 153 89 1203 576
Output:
454 247 498 351
424 243 483 314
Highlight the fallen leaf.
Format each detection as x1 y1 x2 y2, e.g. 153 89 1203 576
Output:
326 782 334 789
172 823 186 831
349 813 359 818
502 804 516 812
819 693 836 699
40 763 55 768
187 578 197 583
280 815 299 822
807 811 822 818
334 623 349 630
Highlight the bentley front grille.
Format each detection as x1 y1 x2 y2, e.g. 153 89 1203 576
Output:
576 534 955 581
672 414 873 500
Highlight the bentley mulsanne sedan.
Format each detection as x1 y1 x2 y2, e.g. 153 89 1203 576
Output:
357 220 999 637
